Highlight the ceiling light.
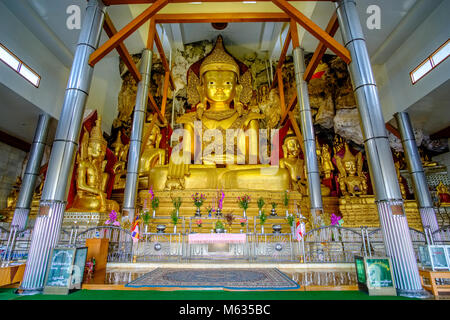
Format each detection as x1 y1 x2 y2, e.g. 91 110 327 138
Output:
189 2 202 4
243 1 257 3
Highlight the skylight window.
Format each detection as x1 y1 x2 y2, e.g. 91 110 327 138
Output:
0 43 40 88
410 39 449 85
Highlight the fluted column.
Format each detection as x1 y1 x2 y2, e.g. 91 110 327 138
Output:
11 113 50 231
292 47 323 227
336 0 427 297
17 0 106 295
395 112 440 236
122 49 152 224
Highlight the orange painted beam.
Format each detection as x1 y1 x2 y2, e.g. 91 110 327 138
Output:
270 29 291 90
277 69 286 115
89 0 168 67
290 19 299 48
304 12 339 81
272 0 351 64
153 12 291 23
161 71 170 116
148 93 165 123
288 111 305 156
280 94 297 125
103 14 142 83
147 19 156 50
386 123 401 139
154 31 175 89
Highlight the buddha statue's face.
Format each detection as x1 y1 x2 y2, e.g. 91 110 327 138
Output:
88 140 106 160
204 70 237 104
148 127 160 147
344 160 356 176
285 138 300 158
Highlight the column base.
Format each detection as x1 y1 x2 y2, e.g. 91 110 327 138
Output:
15 288 43 296
397 288 432 299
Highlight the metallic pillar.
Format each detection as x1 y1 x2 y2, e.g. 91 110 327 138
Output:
11 113 50 231
395 112 440 236
122 49 152 223
336 0 426 297
18 0 106 294
292 47 323 227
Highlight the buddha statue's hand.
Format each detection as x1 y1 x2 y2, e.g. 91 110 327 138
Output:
196 103 205 120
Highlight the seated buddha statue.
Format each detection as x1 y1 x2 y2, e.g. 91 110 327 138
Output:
70 117 119 212
280 130 307 194
139 116 165 176
436 181 450 206
6 176 21 209
335 142 368 196
145 36 290 191
112 131 129 190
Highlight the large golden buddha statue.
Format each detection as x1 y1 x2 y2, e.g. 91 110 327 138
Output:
335 142 368 196
70 117 119 212
145 36 290 191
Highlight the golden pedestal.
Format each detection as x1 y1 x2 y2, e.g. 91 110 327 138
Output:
339 196 423 231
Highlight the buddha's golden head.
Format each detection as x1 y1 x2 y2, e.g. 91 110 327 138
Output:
88 117 107 159
147 125 162 148
199 36 241 106
342 143 357 176
283 131 301 158
187 36 252 108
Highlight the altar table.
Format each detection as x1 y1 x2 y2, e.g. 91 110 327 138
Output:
188 233 247 244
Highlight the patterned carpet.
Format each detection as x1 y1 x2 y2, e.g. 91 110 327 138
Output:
125 268 300 290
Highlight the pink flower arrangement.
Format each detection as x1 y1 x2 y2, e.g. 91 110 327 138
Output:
149 187 155 200
105 210 120 226
218 190 225 210
195 219 202 227
330 213 344 227
237 195 251 210
240 219 247 227
192 193 206 208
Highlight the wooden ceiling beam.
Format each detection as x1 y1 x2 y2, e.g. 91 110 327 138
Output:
89 0 168 67
154 31 175 89
0 130 31 153
272 0 351 64
385 123 401 139
153 12 290 23
304 12 339 81
280 94 297 125
148 93 165 123
103 13 142 82
270 28 291 90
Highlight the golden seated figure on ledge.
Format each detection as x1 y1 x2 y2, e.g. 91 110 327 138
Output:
70 117 119 212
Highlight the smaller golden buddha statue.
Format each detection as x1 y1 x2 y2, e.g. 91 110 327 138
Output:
394 160 407 199
112 131 129 190
6 176 21 209
335 142 368 196
280 130 307 194
139 116 166 175
436 181 450 206
420 149 438 167
320 143 334 180
71 117 119 212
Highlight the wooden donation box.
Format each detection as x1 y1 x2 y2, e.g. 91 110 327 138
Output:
0 263 26 287
354 255 397 296
43 246 88 295
85 238 109 271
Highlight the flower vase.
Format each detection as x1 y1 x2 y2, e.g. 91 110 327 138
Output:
291 225 295 236
261 225 265 234
258 209 262 217
285 209 289 217
173 225 177 234
176 209 179 218
271 208 277 216
195 207 201 217
145 225 148 234
152 210 156 219
243 209 247 219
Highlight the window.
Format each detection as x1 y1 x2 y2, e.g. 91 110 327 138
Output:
410 39 450 85
0 43 40 87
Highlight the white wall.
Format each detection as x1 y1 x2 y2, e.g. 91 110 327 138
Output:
0 1 69 120
376 0 450 121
